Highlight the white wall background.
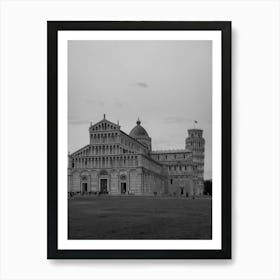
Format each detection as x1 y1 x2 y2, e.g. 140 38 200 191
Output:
0 0 279 280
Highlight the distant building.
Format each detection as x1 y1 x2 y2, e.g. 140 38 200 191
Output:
68 115 205 196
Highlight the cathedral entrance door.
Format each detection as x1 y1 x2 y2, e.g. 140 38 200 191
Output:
121 182 127 194
82 183 88 193
180 187 184 196
100 179 108 194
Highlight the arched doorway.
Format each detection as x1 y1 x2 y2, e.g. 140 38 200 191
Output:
80 172 90 194
99 170 109 194
120 174 128 194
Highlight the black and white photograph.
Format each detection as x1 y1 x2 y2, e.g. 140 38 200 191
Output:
47 21 231 259
68 39 212 240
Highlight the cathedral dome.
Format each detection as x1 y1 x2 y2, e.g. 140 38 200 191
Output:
129 119 149 138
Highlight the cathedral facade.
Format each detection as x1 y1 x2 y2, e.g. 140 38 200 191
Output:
68 115 205 196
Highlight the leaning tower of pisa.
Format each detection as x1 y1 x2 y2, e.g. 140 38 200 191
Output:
185 128 205 195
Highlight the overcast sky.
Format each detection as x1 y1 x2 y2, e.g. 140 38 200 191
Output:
68 40 212 179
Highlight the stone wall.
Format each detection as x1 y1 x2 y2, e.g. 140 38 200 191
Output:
129 168 142 194
167 176 194 196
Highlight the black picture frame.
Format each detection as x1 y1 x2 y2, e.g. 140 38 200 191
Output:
47 21 231 259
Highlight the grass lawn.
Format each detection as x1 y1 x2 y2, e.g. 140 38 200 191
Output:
68 196 212 239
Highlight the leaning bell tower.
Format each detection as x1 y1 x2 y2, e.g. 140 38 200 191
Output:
185 127 205 195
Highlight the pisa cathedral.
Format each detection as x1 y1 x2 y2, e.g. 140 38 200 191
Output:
68 115 205 196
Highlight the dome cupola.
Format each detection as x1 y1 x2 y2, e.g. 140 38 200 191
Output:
129 118 149 138
129 118 152 150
